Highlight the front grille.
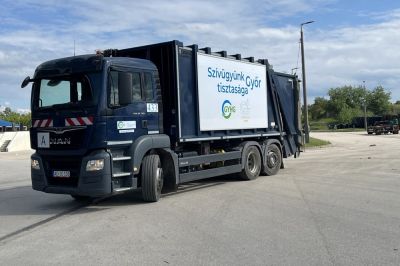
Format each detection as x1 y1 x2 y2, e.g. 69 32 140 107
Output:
48 129 86 150
43 156 82 187
34 127 86 150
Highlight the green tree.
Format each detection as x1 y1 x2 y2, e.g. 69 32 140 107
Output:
337 106 361 124
309 97 329 120
325 85 366 123
309 85 393 126
19 113 32 127
391 102 400 115
3 107 12 117
0 107 31 128
366 86 391 115
328 85 366 113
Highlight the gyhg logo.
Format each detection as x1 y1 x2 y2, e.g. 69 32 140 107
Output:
221 100 236 119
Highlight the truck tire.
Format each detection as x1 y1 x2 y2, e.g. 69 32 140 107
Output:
263 143 282 176
141 154 163 202
239 146 261 180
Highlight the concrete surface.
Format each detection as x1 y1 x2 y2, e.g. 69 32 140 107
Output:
6 131 31 152
0 132 399 265
0 131 17 150
0 131 32 152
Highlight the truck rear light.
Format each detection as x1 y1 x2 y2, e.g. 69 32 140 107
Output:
31 159 40 170
86 159 104 171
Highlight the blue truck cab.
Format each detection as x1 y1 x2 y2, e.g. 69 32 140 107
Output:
23 40 302 202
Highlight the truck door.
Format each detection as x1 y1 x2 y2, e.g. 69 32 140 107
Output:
106 69 160 143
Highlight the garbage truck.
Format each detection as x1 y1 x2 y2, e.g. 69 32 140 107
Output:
22 40 302 202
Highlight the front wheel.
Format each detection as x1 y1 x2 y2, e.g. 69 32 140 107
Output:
141 154 163 202
262 144 282 176
239 146 261 180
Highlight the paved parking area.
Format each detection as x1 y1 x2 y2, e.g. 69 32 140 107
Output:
0 132 399 265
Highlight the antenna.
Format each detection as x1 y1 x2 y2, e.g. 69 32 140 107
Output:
74 40 76 56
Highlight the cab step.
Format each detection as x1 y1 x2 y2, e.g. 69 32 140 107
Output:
112 172 131 178
112 156 131 161
113 187 133 192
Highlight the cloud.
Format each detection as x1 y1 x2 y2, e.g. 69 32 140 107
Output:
0 0 399 111
16 108 30 114
305 11 400 99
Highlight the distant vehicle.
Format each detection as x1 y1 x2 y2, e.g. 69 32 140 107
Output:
367 120 399 135
352 116 382 128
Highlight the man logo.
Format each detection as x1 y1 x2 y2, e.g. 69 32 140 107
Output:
222 100 236 119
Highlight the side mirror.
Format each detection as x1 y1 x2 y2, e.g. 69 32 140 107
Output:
21 76 32 88
118 72 133 105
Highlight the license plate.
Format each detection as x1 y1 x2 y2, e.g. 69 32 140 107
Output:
53 170 70 178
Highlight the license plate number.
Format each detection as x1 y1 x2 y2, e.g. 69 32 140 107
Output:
53 170 70 178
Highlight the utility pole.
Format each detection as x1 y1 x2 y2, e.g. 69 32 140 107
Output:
300 20 314 143
363 80 367 131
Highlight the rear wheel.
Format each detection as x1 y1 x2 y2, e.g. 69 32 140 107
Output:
239 146 261 180
141 154 163 202
262 144 282 176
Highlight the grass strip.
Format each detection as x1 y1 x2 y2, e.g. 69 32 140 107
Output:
305 137 331 148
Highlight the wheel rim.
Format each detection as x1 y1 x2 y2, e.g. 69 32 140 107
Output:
267 150 278 168
247 152 258 174
156 165 163 194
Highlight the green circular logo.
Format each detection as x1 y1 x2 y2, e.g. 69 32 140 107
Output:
117 121 124 129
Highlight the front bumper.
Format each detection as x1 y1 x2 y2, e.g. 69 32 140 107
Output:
31 150 112 197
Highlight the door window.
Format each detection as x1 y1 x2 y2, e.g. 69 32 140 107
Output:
109 71 141 106
143 72 154 101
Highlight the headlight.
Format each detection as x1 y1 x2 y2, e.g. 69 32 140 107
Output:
31 159 40 170
86 159 104 171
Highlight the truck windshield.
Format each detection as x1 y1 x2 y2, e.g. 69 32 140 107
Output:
33 75 93 109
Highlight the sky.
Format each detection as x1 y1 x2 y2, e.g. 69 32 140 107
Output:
0 0 400 112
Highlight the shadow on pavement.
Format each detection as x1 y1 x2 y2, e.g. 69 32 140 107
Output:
0 186 82 216
0 174 240 216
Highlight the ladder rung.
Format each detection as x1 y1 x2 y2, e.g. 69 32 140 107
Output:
114 187 133 192
113 172 131 178
112 156 131 161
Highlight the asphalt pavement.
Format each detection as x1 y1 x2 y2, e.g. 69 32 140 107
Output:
0 132 399 265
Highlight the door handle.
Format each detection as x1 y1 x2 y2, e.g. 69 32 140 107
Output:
142 120 148 128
